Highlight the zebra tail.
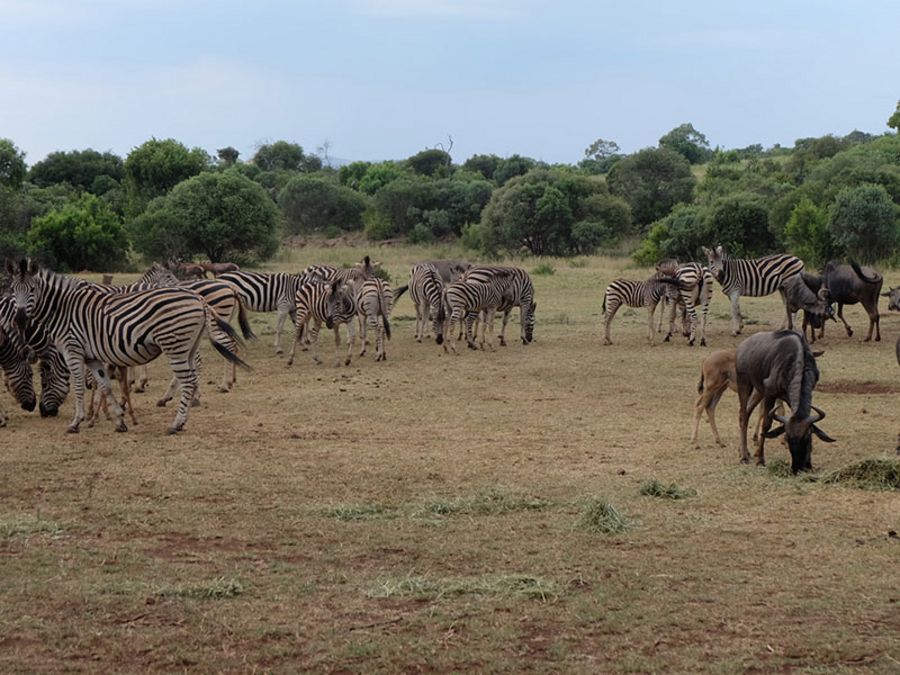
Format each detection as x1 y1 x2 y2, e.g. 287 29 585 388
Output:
212 339 251 371
393 284 409 301
203 305 250 370
214 315 245 350
236 297 256 340
378 285 392 341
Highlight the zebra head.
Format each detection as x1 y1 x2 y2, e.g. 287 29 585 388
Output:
324 280 351 330
702 246 727 283
38 348 69 417
0 327 37 412
5 258 41 332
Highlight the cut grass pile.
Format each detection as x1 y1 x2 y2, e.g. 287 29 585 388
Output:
0 514 63 538
367 573 563 601
418 489 554 517
638 479 696 499
576 498 631 534
822 459 900 491
156 577 244 600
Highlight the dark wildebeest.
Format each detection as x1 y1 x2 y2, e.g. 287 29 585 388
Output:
883 286 900 312
735 330 835 473
807 261 883 341
423 259 471 283
199 261 241 277
780 274 834 343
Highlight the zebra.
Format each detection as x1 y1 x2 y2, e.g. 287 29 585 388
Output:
658 263 714 347
703 246 804 336
6 259 249 435
393 263 444 342
0 323 37 419
461 266 536 346
0 296 68 417
438 270 514 354
356 278 393 361
601 275 680 345
286 279 359 367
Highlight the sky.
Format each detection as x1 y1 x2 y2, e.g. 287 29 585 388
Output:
1 0 899 167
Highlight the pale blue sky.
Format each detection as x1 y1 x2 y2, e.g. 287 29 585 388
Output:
1 0 898 166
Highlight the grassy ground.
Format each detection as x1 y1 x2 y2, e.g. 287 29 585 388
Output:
1 245 899 673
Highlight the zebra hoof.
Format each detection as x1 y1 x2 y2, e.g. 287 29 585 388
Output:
700 339 707 347
166 426 181 435
115 423 127 433
67 425 79 434
739 456 749 465
344 358 352 366
275 348 284 355
156 399 168 407
191 398 201 408
216 386 230 394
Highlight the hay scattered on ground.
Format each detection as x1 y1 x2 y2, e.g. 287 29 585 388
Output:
576 498 631 534
156 577 245 600
823 459 900 492
367 573 563 601
638 480 696 499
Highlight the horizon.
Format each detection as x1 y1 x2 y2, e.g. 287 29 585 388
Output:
2 0 898 166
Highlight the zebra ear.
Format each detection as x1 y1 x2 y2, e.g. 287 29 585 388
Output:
27 259 39 275
715 245 723 255
701 247 711 257
4 258 16 277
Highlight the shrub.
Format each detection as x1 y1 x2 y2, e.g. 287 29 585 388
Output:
278 175 367 234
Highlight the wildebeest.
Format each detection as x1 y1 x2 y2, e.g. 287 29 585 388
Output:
883 286 899 312
807 261 884 342
780 274 834 342
423 259 471 283
735 330 835 473
199 261 241 277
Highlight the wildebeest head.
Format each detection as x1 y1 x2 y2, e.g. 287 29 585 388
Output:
701 246 727 283
805 287 835 330
884 286 900 312
764 404 835 474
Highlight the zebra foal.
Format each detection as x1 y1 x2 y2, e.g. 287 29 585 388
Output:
438 270 513 354
601 275 679 345
6 260 249 435
703 246 804 336
394 263 444 342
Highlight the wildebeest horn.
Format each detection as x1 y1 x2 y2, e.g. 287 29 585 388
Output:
773 413 789 425
808 405 826 424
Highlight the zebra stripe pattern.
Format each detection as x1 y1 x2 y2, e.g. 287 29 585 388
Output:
0 322 36 416
287 279 359 367
6 260 248 435
439 270 514 353
397 263 444 342
356 278 393 362
660 263 714 347
602 276 679 345
703 246 804 335
462 266 536 345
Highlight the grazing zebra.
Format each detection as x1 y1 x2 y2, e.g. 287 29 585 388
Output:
462 266 536 346
438 270 514 354
356 278 393 361
287 279 359 367
702 246 804 336
601 275 679 345
6 260 249 435
0 324 37 418
394 263 445 342
663 263 714 347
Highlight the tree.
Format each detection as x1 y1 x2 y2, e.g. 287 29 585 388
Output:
26 194 128 272
406 149 452 177
579 138 621 174
124 138 210 213
658 123 712 164
28 149 124 193
338 161 372 190
784 197 834 266
130 170 279 263
607 148 696 226
463 154 502 181
828 184 899 264
279 176 368 234
0 138 26 189
252 141 320 172
494 155 537 185
358 162 404 195
887 100 900 132
217 146 240 166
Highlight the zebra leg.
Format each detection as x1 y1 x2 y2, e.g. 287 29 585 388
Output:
682 296 699 346
157 376 179 407
664 296 677 341
273 308 288 354
483 309 498 350
498 308 511 347
64 351 88 433
309 320 323 365
119 366 138 425
446 311 461 355
779 288 793 330
647 302 658 345
344 320 357 366
372 313 384 361
728 292 743 336
602 298 620 345
86 360 127 432
166 347 200 435
134 364 149 392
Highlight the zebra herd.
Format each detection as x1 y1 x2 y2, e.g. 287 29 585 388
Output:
0 256 537 434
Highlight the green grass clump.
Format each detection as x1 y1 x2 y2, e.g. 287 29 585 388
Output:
0 514 63 538
766 459 793 478
576 498 631 534
419 489 553 517
567 258 588 268
367 573 562 601
157 577 244 600
822 459 900 491
639 480 696 499
531 263 556 276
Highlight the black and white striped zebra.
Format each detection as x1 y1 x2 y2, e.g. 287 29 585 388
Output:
287 279 359 367
356 278 392 361
462 266 536 346
601 275 680 345
659 263 714 347
394 263 444 342
438 270 514 353
703 246 804 335
6 260 249 435
0 323 36 421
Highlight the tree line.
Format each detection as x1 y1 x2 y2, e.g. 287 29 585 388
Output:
1 102 899 272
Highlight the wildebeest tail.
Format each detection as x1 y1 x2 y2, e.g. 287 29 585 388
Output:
848 259 880 284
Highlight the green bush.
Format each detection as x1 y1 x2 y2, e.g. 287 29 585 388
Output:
278 175 367 234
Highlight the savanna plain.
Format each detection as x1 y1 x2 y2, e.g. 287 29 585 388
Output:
1 244 899 673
